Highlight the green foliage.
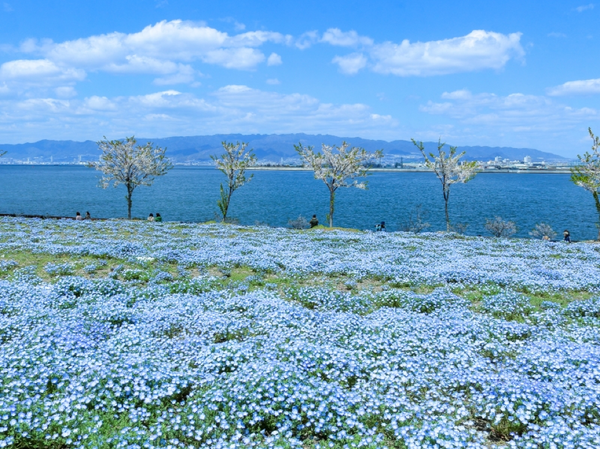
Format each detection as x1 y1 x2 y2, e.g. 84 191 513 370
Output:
571 127 600 239
211 141 257 221
411 138 478 231
217 184 229 220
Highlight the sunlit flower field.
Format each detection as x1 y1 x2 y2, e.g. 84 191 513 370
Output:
1 217 600 448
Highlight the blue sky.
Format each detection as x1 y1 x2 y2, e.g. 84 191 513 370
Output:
0 0 598 157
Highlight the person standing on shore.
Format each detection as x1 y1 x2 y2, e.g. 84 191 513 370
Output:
309 215 319 228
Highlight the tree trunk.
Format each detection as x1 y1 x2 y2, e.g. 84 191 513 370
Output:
217 184 230 221
225 187 234 221
443 188 450 231
222 196 229 220
594 191 600 240
126 184 133 220
329 189 335 228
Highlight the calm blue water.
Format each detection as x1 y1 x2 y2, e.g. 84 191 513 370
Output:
0 165 596 239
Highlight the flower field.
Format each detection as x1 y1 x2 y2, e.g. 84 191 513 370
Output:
1 217 600 448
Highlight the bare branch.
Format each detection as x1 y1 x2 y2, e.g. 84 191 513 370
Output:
412 138 478 231
211 141 257 221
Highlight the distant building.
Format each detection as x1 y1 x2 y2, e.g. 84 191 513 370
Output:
524 156 532 164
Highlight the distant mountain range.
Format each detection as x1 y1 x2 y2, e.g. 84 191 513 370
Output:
0 133 569 163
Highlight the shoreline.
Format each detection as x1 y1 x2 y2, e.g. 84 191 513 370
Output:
1 165 573 174
248 167 573 174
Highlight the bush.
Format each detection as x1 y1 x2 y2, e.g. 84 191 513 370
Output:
399 204 430 233
451 223 469 235
529 222 557 240
288 215 310 230
485 216 517 238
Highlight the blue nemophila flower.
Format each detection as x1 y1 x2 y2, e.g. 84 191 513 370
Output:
1 217 600 447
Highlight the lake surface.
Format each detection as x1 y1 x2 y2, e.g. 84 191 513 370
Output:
0 165 596 239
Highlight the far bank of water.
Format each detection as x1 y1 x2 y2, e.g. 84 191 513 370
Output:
0 165 595 240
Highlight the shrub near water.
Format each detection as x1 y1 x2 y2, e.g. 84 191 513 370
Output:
0 217 600 448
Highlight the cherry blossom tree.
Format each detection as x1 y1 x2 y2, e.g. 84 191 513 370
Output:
411 139 478 231
89 136 172 219
295 141 383 228
211 141 257 222
571 127 600 240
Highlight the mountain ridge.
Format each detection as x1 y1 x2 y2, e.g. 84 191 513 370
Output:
0 133 569 163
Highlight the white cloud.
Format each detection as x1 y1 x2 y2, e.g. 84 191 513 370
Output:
219 17 247 32
548 32 567 38
418 89 598 153
6 19 291 91
42 21 232 65
0 20 298 96
326 29 524 76
295 31 319 49
3 2 12 12
371 30 524 76
547 78 600 96
14 98 71 114
267 53 282 66
321 28 373 47
153 66 196 85
0 85 399 143
201 48 265 69
575 4 594 12
266 78 280 85
103 56 183 75
55 86 77 98
0 59 85 82
227 30 291 47
83 96 117 111
0 59 85 95
332 53 367 75
441 89 472 100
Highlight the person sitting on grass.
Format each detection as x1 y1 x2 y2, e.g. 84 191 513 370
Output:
309 214 318 228
148 213 154 222
85 211 91 220
155 213 162 223
563 230 571 243
75 212 82 221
